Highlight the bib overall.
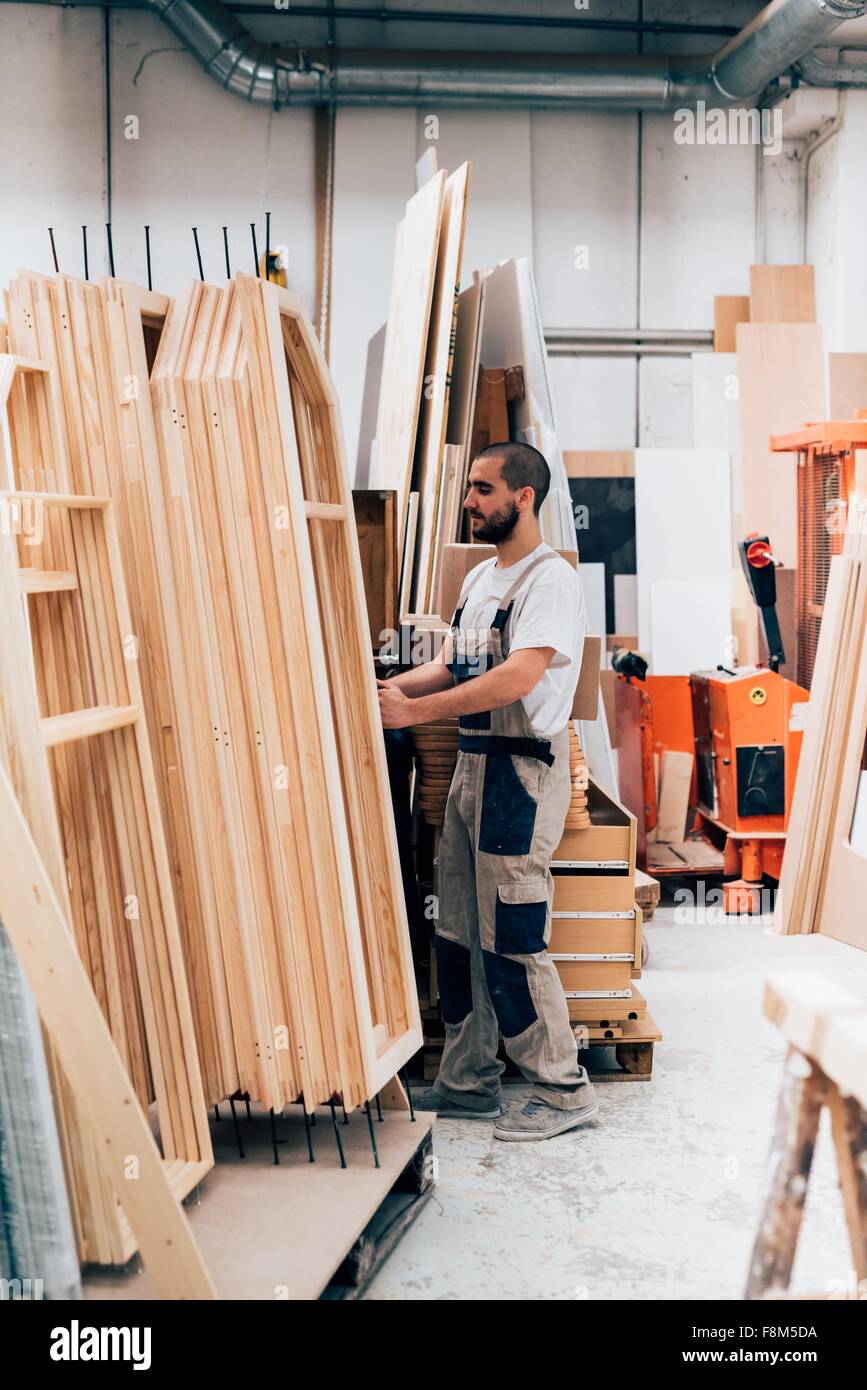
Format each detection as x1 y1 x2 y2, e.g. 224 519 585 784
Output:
433 552 590 1109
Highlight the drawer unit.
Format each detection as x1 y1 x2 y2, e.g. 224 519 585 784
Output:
552 872 635 912
548 909 641 959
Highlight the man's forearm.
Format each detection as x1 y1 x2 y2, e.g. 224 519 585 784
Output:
410 660 533 724
386 658 454 697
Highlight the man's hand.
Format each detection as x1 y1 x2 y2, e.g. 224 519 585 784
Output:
377 679 417 729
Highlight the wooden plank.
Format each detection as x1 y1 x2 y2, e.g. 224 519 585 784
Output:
749 265 815 323
412 162 472 613
40 703 139 747
16 568 77 593
763 974 867 1112
564 450 635 479
371 172 446 542
713 295 750 352
352 489 398 647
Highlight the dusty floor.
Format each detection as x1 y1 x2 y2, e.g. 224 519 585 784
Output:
365 903 867 1301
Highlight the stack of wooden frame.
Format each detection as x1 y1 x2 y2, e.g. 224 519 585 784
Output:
411 719 460 828
775 510 867 951
550 777 660 1058
0 321 213 1264
2 270 422 1243
147 273 421 1113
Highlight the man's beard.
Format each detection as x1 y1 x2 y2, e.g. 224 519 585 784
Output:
470 500 520 543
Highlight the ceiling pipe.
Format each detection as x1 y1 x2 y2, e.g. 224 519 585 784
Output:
797 50 867 84
144 0 866 109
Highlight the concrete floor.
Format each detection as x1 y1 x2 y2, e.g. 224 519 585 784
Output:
365 904 867 1301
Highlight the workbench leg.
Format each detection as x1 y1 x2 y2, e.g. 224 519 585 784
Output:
745 1047 825 1300
829 1087 867 1285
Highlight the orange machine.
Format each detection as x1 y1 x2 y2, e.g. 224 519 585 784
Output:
615 534 807 911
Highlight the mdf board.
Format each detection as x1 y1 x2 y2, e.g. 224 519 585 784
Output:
691 352 742 519
564 451 635 479
435 541 492 622
737 323 825 571
554 777 634 868
412 162 472 613
749 265 816 323
580 561 606 641
634 449 732 658
446 278 486 489
480 258 573 550
352 489 398 646
371 170 446 540
355 322 386 487
714 296 750 353
829 353 867 420
649 579 731 675
614 574 638 635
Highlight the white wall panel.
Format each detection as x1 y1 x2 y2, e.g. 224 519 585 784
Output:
638 357 692 447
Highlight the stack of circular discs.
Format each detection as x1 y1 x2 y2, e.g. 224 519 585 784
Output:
565 722 591 829
411 719 460 826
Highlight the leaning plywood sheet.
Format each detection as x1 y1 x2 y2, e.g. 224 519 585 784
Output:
412 162 472 612
736 323 824 571
749 265 816 323
714 295 750 353
481 258 575 550
0 530 214 1299
634 449 732 665
371 171 445 543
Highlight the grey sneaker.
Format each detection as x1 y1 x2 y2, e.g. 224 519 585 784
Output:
493 1093 598 1142
412 1087 503 1119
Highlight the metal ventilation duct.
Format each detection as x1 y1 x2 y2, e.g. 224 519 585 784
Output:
146 0 865 109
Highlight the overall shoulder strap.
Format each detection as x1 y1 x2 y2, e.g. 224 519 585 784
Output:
452 557 497 625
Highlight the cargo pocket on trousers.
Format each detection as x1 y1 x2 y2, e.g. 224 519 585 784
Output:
495 878 548 955
478 756 538 856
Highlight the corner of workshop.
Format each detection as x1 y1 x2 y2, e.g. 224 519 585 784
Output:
2 0 867 1337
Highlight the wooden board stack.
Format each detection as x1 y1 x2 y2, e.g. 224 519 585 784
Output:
411 719 460 828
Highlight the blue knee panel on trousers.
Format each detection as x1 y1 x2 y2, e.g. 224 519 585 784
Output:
482 950 537 1037
435 934 473 1025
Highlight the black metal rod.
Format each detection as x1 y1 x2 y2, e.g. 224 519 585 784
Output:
82 226 89 282
229 1095 246 1159
106 223 115 278
227 4 738 36
250 222 260 276
144 226 152 292
192 226 204 281
222 225 231 279
244 1092 252 1121
213 1104 220 1122
265 210 271 281
302 1100 315 1163
341 1096 349 1126
399 1067 416 1121
364 1101 380 1168
269 1108 280 1165
375 1094 383 1123
48 228 59 273
329 1099 347 1169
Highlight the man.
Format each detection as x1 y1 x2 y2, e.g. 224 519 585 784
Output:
378 442 598 1142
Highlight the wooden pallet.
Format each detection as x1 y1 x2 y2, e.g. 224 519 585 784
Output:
576 1015 663 1082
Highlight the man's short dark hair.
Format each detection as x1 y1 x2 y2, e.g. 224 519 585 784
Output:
476 441 551 515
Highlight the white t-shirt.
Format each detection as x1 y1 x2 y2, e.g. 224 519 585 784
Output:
454 542 585 738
